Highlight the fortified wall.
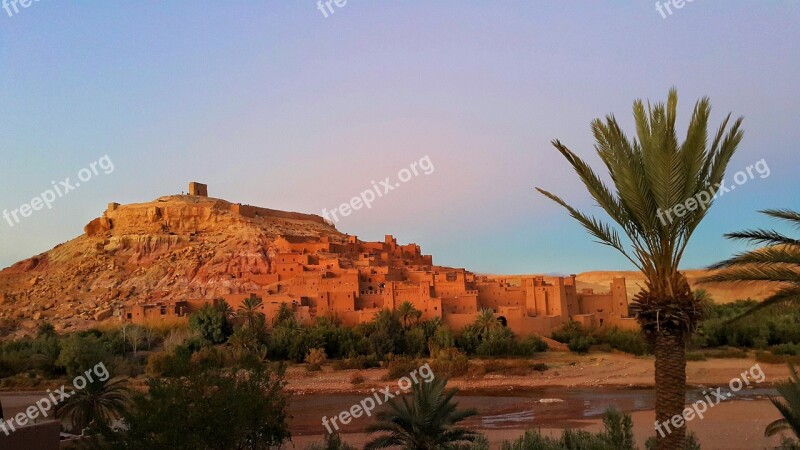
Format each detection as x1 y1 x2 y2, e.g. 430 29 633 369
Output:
121 224 638 335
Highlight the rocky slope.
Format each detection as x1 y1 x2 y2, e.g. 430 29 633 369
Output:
0 195 340 335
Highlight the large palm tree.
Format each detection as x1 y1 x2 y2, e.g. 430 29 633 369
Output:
536 89 743 449
703 209 800 313
364 377 478 450
474 309 499 339
56 377 131 434
237 295 266 330
397 301 422 329
765 364 800 440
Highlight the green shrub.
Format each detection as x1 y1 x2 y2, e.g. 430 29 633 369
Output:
596 328 649 356
552 321 587 344
771 343 800 356
189 302 233 345
645 432 701 450
304 432 357 450
517 335 549 354
685 351 707 361
56 333 113 378
694 300 800 350
568 336 593 354
305 348 328 366
332 354 380 370
105 367 290 449
532 362 549 372
430 348 470 378
500 408 635 450
384 354 420 380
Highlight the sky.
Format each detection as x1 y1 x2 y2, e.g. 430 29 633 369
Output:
0 1 798 274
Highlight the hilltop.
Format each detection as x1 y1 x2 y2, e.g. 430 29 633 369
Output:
0 190 339 335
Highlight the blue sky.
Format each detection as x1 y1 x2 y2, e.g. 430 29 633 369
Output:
0 1 798 274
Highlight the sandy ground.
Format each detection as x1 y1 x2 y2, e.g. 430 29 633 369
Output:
283 352 792 394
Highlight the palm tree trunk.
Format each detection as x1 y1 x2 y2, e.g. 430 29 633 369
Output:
654 329 687 450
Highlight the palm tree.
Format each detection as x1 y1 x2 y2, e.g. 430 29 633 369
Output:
765 364 800 440
56 377 131 434
397 301 422 328
237 295 266 330
536 89 743 450
216 299 236 320
703 209 800 314
364 377 479 450
474 309 499 339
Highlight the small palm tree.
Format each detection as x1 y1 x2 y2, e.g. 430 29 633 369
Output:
56 377 131 434
537 89 743 450
703 209 800 313
474 309 499 339
237 295 266 330
364 377 478 450
765 364 800 440
397 301 422 328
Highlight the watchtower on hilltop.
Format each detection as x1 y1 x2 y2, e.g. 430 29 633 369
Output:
189 182 208 197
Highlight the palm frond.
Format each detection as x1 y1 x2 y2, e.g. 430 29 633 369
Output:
762 209 800 228
707 246 800 269
701 266 800 284
724 229 800 248
535 188 641 271
537 90 744 316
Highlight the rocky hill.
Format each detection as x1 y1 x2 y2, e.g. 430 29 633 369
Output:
0 194 339 335
0 192 776 337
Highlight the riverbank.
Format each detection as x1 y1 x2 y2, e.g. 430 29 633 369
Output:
291 399 785 450
282 351 792 394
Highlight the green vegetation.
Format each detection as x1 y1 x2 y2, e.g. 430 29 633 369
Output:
551 321 648 356
264 305 546 367
100 367 290 449
691 300 800 361
500 409 635 450
55 376 131 434
363 377 479 450
304 433 357 450
456 309 548 357
453 409 702 450
189 301 234 344
765 364 800 442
